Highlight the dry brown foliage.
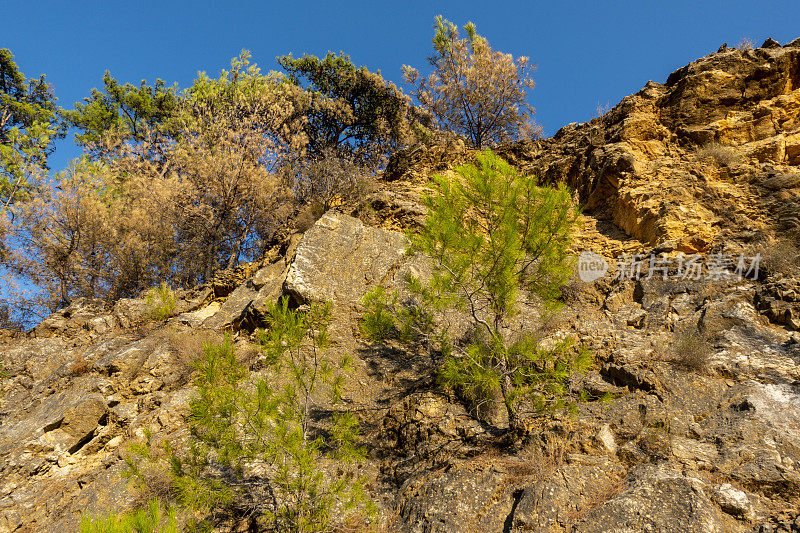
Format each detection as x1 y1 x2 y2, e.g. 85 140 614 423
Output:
404 17 540 148
3 54 311 313
285 147 377 221
67 354 91 377
512 432 568 482
6 160 178 308
737 37 755 51
694 142 743 167
757 233 800 277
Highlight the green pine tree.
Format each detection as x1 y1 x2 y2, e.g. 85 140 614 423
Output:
80 500 178 533
125 299 372 532
0 48 63 210
63 72 179 150
363 151 590 433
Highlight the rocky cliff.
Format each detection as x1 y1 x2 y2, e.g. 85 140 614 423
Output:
2 38 800 532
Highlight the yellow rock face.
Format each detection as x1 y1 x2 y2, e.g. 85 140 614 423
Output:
495 45 800 256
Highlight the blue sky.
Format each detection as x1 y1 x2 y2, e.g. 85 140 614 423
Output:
4 0 800 173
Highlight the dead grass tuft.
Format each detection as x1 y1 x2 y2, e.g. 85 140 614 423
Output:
67 354 92 377
510 432 569 482
672 325 712 374
756 234 800 277
737 37 755 51
694 143 743 167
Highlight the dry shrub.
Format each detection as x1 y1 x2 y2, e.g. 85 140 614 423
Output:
159 328 222 385
595 101 611 117
293 202 325 233
161 330 258 383
737 37 755 51
3 52 307 314
637 426 672 461
133 463 175 506
695 143 743 167
672 325 712 373
122 431 178 507
757 233 800 277
67 354 91 377
564 477 626 525
287 148 376 214
512 432 569 482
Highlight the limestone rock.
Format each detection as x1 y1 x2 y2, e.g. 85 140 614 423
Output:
204 260 290 330
756 278 800 331
494 42 800 255
0 391 107 456
712 483 754 519
398 461 516 533
34 298 110 337
595 424 618 454
671 436 719 467
572 464 722 532
284 211 408 304
203 279 260 330
174 301 220 327
512 455 627 531
112 298 150 329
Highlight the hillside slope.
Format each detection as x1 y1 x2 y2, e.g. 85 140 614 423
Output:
1 38 800 532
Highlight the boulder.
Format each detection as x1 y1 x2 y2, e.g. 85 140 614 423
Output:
202 280 259 330
398 461 517 533
512 455 627 531
204 260 289 330
34 298 110 337
284 211 408 304
572 464 723 532
712 483 754 519
113 298 150 329
249 260 292 322
174 301 220 327
0 391 107 456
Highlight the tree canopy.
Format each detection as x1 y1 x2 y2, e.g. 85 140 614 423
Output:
63 72 179 151
0 48 62 210
277 51 425 166
404 17 540 148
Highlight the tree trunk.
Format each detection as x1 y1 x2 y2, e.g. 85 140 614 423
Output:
499 368 521 434
204 241 217 282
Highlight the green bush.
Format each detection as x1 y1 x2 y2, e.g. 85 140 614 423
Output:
362 151 590 432
80 500 177 533
277 51 423 166
360 286 397 343
145 283 176 321
0 362 8 398
125 300 373 532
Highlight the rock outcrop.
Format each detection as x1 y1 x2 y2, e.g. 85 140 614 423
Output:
500 41 800 256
